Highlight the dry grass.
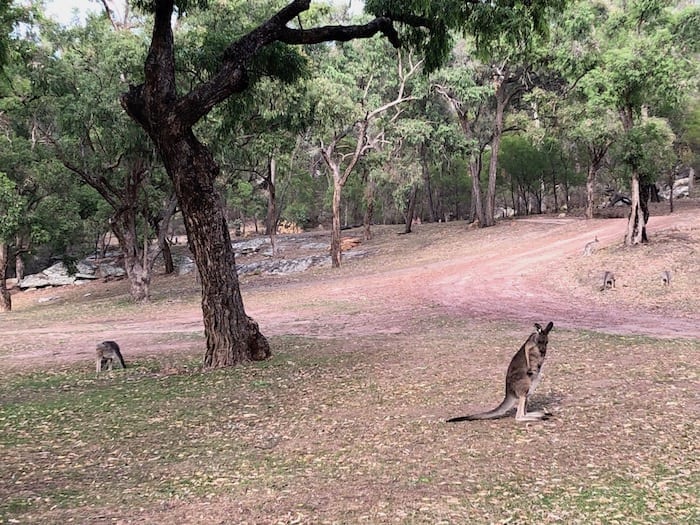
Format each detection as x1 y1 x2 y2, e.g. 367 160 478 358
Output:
1 202 698 524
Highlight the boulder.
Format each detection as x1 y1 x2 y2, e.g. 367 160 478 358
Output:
19 262 75 289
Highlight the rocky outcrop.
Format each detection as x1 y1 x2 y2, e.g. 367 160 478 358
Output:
18 258 125 290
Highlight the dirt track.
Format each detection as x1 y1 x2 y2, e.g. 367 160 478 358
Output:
248 211 700 342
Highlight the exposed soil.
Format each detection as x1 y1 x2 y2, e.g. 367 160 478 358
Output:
2 199 698 372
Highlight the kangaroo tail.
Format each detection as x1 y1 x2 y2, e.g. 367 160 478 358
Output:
115 347 126 369
446 394 517 422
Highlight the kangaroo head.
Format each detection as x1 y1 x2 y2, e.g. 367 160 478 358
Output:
533 321 554 348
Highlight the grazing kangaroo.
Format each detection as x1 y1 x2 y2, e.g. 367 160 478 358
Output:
447 322 554 423
96 341 126 373
661 270 672 286
600 271 616 291
582 237 599 256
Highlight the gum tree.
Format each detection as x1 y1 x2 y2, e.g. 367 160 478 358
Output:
580 0 698 244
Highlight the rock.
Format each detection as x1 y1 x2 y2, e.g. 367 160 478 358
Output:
237 255 330 276
19 258 123 289
233 237 270 256
19 263 75 289
98 263 126 278
176 255 196 275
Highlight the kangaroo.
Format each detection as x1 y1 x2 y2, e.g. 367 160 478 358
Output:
447 322 554 423
600 271 616 291
96 341 126 373
582 236 599 256
661 270 672 286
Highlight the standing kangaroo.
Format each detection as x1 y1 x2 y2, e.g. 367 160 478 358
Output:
96 341 126 373
447 322 554 423
582 237 599 256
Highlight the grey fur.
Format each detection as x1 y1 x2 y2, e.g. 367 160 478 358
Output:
96 341 126 373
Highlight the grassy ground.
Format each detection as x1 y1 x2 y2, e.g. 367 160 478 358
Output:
1 317 698 524
1 204 699 524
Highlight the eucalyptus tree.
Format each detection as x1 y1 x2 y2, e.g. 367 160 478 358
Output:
29 13 177 302
0 7 91 311
432 50 493 225
312 37 422 265
119 0 566 367
579 0 698 244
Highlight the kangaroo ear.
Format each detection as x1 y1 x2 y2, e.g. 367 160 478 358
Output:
544 321 554 333
534 323 542 333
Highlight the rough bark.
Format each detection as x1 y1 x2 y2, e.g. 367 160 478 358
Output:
403 184 419 234
0 243 11 312
585 143 610 220
362 171 376 241
330 173 343 268
161 132 270 365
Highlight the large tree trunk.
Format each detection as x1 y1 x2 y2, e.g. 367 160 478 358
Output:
0 243 11 312
162 134 270 365
331 174 343 268
485 95 506 227
625 171 644 245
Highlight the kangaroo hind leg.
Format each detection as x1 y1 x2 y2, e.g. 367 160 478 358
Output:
514 395 547 422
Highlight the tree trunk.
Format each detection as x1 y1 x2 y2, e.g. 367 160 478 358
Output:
162 241 175 274
469 154 484 225
331 173 343 268
688 167 695 194
110 202 152 302
363 175 375 241
625 171 644 245
0 243 11 312
162 134 270 365
620 107 647 245
403 184 419 234
265 156 278 255
153 194 178 275
585 163 596 220
15 252 25 282
485 100 505 227
420 143 436 223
